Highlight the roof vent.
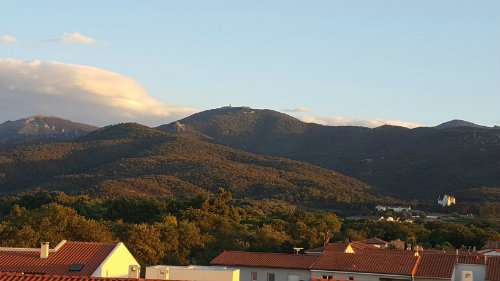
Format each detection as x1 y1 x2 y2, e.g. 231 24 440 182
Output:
69 264 85 272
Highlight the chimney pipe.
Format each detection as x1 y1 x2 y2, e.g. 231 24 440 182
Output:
40 242 50 259
128 265 140 279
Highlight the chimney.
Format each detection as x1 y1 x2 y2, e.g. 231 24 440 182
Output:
128 265 140 279
40 242 50 259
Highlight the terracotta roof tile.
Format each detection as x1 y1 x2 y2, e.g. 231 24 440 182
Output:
0 273 184 281
312 252 419 276
0 242 118 276
360 238 388 245
486 256 500 281
414 254 456 278
306 243 350 253
210 251 320 269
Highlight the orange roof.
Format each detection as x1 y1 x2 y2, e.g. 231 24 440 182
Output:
414 254 456 278
360 238 388 245
312 252 419 276
305 242 378 254
210 251 320 269
0 273 184 281
305 243 350 253
486 256 500 281
0 242 118 276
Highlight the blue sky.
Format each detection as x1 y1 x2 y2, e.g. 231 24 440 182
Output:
0 1 498 127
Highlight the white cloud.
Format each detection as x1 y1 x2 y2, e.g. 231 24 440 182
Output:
301 115 422 128
283 107 310 113
2 35 18 43
0 59 197 126
47 32 104 44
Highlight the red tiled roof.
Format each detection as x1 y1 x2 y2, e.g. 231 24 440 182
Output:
0 242 118 276
0 273 184 281
306 243 350 253
486 256 500 281
312 252 419 276
306 242 379 254
210 251 320 269
414 254 456 278
360 238 388 245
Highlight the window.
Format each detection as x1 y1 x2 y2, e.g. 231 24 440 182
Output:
462 271 473 281
252 272 258 281
69 264 84 272
322 276 333 280
349 277 354 280
268 273 275 281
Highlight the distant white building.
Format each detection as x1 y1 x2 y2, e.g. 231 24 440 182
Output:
438 194 456 207
376 205 411 212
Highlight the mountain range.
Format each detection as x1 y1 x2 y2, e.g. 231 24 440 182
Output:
0 108 498 203
0 123 393 215
0 115 98 139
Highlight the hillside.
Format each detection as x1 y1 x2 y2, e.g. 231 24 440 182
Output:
0 123 394 213
435 119 490 129
157 107 500 200
0 116 98 139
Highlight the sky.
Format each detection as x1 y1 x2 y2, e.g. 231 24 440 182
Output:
0 1 498 127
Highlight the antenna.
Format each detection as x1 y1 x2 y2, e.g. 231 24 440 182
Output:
293 247 304 254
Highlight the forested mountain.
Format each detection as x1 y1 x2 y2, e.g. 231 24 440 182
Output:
0 123 395 213
157 107 500 200
0 115 98 139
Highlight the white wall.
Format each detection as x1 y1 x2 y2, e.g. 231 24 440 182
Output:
451 264 486 281
237 266 310 281
91 243 139 278
169 267 239 281
311 271 411 281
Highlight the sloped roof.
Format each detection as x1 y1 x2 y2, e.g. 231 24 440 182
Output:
210 251 320 269
305 243 350 253
360 238 388 245
414 254 456 278
312 252 419 276
0 241 118 276
0 273 184 281
486 256 500 281
305 242 378 254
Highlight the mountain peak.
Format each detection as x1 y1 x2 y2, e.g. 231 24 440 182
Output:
79 122 166 141
435 119 489 129
0 115 98 139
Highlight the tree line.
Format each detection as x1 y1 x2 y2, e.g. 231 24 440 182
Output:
0 190 498 267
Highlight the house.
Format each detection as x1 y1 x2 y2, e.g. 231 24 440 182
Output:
478 249 500 256
210 250 500 281
304 242 378 255
375 205 411 212
0 240 139 277
210 251 316 281
145 265 239 281
0 272 187 281
389 239 405 250
359 238 389 249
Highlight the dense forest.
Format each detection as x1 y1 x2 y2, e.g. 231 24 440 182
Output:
0 190 498 267
0 123 403 216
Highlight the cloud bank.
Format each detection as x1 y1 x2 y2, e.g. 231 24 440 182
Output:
2 35 18 43
283 107 310 113
0 59 197 126
301 115 422 128
61 32 101 44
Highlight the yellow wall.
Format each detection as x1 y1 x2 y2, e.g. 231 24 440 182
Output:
91 243 139 278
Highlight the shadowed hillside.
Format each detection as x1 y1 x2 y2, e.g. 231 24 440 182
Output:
0 123 397 213
157 107 500 200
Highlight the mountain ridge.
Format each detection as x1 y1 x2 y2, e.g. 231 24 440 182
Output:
0 115 98 139
156 107 500 200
